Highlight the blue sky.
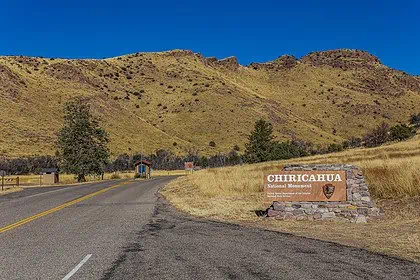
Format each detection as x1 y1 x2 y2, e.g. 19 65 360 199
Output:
1 0 419 74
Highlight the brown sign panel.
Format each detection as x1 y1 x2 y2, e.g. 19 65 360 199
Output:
264 170 347 205
184 162 194 171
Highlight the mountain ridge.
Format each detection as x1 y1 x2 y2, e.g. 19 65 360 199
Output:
0 49 419 157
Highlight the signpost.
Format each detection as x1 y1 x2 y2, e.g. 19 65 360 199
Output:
0 170 5 191
184 162 194 174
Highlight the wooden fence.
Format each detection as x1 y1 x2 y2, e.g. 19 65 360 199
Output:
1 176 20 191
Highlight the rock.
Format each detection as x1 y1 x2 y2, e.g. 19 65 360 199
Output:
283 212 294 220
205 56 239 70
296 215 307 221
352 193 362 201
300 49 381 70
249 55 298 71
293 209 304 215
267 209 280 217
321 212 336 219
361 196 371 202
355 215 367 223
313 213 322 220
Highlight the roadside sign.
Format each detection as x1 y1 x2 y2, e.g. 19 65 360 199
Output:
0 170 6 177
184 162 194 171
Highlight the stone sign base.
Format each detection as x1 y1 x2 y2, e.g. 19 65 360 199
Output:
266 164 382 223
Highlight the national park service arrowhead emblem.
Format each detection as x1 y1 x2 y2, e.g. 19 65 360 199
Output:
323 183 335 199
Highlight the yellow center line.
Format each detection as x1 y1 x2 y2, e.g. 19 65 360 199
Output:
0 181 132 234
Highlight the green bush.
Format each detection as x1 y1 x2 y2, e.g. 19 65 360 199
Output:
327 143 344 153
390 124 416 141
342 137 362 149
271 141 308 161
409 113 420 129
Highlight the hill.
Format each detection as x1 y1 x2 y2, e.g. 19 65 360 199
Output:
1 49 419 157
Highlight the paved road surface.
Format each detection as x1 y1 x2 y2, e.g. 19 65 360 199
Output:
0 177 419 280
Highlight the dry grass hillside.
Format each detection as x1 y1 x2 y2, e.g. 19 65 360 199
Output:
1 49 419 157
162 135 420 261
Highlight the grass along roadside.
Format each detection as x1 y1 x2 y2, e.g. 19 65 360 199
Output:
0 187 24 196
161 135 420 262
7 170 184 187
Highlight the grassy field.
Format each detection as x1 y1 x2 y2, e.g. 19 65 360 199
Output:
162 135 420 262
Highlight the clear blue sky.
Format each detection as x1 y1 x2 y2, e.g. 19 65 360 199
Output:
1 0 419 74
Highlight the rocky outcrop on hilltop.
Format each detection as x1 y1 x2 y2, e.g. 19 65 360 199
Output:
347 68 420 97
44 62 94 85
204 56 239 70
300 49 381 70
249 55 298 71
0 64 25 99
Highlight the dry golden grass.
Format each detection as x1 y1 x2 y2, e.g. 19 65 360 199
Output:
162 136 420 262
0 186 23 196
13 170 183 186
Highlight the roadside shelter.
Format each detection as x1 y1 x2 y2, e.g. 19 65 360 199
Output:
40 168 59 184
134 160 151 179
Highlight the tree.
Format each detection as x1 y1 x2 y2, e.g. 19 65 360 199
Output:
390 124 416 141
271 140 308 160
363 122 391 147
244 119 276 163
342 137 362 149
409 113 420 129
57 99 110 182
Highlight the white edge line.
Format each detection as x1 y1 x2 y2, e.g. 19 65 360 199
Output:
62 254 92 280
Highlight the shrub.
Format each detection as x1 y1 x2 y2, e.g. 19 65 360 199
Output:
134 173 141 179
363 122 391 147
343 137 362 149
110 173 121 179
327 143 344 153
409 113 420 129
271 141 308 160
390 124 416 141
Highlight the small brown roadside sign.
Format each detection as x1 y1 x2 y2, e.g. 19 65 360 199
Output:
264 170 347 205
184 162 194 171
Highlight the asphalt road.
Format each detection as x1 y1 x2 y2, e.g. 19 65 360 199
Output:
0 177 419 280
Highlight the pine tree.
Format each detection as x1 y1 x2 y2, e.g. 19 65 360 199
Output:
244 119 275 163
56 99 110 182
409 113 420 129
